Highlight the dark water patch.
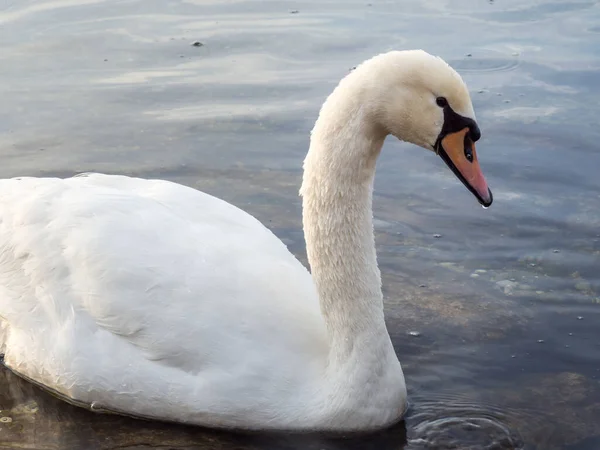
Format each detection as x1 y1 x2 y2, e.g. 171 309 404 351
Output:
565 435 600 450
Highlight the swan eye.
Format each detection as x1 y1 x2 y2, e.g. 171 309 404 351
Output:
436 97 448 107
464 134 474 162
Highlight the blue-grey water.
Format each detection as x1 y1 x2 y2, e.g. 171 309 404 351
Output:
1 1 599 449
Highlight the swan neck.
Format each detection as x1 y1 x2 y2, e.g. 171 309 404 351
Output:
300 93 390 360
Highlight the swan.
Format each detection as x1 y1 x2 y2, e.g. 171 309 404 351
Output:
0 50 492 432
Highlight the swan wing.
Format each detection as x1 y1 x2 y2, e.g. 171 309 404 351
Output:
0 174 325 405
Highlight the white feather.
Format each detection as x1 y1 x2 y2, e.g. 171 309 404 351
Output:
0 50 476 431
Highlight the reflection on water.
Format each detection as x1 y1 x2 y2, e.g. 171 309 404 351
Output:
1 0 599 449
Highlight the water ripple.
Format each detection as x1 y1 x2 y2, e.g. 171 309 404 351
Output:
406 394 525 450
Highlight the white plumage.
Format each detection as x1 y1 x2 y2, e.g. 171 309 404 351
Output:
0 50 483 431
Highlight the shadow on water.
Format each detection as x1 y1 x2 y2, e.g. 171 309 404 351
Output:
1 366 410 450
1 0 600 449
0 365 520 450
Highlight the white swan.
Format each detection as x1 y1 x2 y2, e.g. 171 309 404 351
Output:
0 50 492 432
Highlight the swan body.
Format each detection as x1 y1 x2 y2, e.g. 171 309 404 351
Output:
0 50 492 431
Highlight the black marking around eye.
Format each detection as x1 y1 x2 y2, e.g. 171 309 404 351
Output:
439 105 480 142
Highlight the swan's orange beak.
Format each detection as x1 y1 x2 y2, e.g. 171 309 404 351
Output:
436 127 493 207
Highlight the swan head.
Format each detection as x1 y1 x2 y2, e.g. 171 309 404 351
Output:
357 50 493 207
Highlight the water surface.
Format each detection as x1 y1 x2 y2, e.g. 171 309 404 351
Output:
1 0 599 449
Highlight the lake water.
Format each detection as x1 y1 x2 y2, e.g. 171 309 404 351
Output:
1 0 599 449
